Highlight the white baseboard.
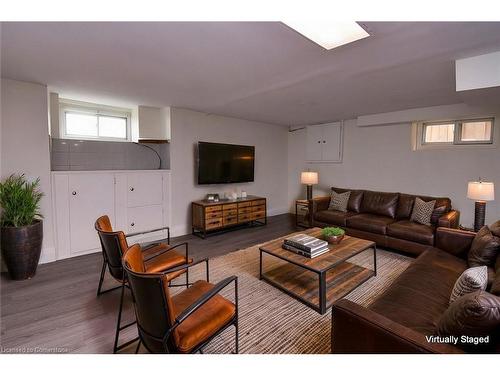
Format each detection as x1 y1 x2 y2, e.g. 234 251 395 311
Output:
39 246 57 264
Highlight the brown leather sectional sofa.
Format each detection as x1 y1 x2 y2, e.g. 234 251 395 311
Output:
309 187 460 255
332 227 500 353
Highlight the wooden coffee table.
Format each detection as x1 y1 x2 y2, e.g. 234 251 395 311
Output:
259 227 377 314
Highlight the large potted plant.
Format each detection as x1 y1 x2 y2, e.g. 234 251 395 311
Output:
0 174 44 280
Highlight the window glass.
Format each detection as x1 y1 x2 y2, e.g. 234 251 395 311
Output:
424 123 454 143
65 112 98 137
460 120 492 142
98 116 127 139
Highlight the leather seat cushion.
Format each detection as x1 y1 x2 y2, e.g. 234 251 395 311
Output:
346 213 395 235
144 243 192 275
314 210 356 226
171 280 236 353
387 220 435 245
370 248 467 334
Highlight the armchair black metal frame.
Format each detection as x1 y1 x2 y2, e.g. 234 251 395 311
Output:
124 258 239 354
95 220 192 353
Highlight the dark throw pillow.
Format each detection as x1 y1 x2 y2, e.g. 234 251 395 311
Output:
468 226 500 268
328 190 350 212
437 291 500 338
410 197 436 226
449 266 488 304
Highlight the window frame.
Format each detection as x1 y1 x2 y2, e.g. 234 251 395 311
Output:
59 100 132 142
416 117 495 150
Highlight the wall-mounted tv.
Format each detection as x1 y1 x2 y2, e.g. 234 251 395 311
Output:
197 142 255 184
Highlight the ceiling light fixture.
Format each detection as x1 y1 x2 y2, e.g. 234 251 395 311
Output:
283 20 370 50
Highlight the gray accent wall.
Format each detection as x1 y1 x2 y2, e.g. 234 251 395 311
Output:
50 138 170 171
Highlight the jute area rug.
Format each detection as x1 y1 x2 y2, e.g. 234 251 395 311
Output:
180 238 412 354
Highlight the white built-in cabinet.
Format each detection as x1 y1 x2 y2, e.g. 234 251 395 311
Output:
52 170 171 260
306 122 343 163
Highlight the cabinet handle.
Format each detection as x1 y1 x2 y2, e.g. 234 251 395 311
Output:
130 222 135 227
317 140 321 143
323 140 326 143
130 187 134 192
72 191 77 196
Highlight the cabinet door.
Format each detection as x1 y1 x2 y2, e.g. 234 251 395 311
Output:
69 173 115 255
127 172 163 207
306 125 323 161
127 205 163 233
321 122 343 162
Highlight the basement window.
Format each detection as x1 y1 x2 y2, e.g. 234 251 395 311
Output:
416 117 494 149
60 100 131 141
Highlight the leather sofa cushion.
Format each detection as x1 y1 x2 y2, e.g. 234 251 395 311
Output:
489 220 500 237
346 213 395 235
387 220 435 245
468 226 500 268
370 248 467 335
314 210 356 226
171 280 236 353
437 290 500 338
396 194 451 224
331 187 364 213
360 190 399 218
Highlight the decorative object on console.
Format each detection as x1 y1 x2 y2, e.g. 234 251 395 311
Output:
467 179 495 232
301 171 318 200
449 266 488 304
241 190 247 198
321 226 345 244
328 190 350 212
410 197 436 226
0 174 44 280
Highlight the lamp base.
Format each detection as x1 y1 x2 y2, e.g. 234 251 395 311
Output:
473 201 486 232
306 185 313 201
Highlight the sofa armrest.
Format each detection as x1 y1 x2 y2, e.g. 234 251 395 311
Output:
332 299 464 354
438 209 460 228
435 227 476 258
308 196 330 220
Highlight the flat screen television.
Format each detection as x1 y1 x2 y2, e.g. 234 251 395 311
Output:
197 142 255 184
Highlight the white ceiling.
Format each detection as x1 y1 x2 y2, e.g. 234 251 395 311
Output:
2 22 500 126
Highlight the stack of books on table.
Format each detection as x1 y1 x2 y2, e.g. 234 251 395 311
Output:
282 234 329 258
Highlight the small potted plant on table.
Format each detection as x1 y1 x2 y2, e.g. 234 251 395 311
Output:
322 226 345 245
0 174 44 280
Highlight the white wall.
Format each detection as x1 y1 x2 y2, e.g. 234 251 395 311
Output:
288 117 500 228
170 107 289 236
1 79 55 263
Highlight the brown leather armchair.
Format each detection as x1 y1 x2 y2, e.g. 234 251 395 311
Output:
123 244 239 354
95 215 192 353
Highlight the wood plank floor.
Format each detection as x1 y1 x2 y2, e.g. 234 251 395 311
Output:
0 214 297 353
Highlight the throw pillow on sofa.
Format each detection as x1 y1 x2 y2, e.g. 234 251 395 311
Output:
468 226 500 268
437 291 500 338
328 190 351 212
450 266 488 304
410 197 435 225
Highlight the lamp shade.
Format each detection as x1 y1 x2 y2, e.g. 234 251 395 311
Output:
301 171 318 185
467 181 495 201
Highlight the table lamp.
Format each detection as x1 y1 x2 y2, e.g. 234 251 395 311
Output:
467 179 495 232
301 171 318 200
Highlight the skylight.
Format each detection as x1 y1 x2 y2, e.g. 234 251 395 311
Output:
283 20 370 50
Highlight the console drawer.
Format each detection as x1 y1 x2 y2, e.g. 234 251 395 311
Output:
223 209 237 217
251 199 266 206
223 216 238 226
238 214 251 223
223 203 238 210
206 205 222 213
252 211 265 220
206 218 223 230
252 205 265 212
239 207 252 214
205 211 222 220
238 201 252 208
